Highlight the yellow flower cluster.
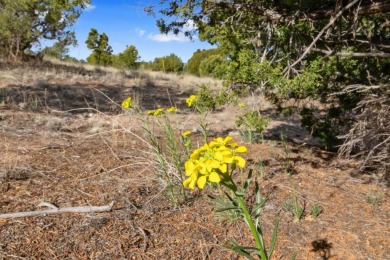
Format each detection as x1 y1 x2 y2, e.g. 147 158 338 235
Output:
181 131 191 137
147 106 178 116
183 136 248 190
166 106 178 113
186 95 196 107
239 103 246 108
121 97 132 109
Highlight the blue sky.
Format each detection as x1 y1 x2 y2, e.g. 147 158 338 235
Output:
67 0 214 63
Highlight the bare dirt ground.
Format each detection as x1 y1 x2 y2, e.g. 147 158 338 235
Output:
0 60 389 259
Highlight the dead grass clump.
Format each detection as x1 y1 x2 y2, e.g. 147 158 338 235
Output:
338 85 390 182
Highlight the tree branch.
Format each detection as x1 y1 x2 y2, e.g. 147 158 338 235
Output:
208 0 390 22
283 0 361 73
311 48 390 58
0 202 115 219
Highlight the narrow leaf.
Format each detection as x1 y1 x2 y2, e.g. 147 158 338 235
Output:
214 206 240 213
291 249 299 260
251 197 269 214
223 240 256 260
243 166 253 190
235 191 247 196
268 217 281 258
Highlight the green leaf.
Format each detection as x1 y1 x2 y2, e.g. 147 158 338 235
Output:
214 206 241 213
223 191 238 206
268 217 281 259
235 190 247 197
243 166 253 190
291 249 299 260
223 239 257 260
251 197 269 214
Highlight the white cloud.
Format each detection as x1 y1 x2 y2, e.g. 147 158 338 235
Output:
184 19 197 31
84 4 96 11
148 33 196 42
147 19 198 42
136 28 146 37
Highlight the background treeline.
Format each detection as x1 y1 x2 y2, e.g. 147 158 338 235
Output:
41 27 226 77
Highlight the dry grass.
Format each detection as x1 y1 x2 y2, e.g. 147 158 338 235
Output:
43 56 223 91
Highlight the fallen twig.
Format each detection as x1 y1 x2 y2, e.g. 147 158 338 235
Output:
0 202 114 219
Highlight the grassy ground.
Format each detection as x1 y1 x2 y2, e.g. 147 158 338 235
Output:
0 59 389 259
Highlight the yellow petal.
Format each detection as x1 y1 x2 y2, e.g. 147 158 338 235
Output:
188 178 196 189
183 178 193 189
223 136 233 144
235 146 248 153
198 162 207 175
206 160 220 172
185 161 196 176
197 176 207 189
215 137 223 143
235 156 246 168
182 131 191 137
209 141 219 148
223 155 234 164
219 163 227 173
214 151 224 161
208 172 221 183
228 143 239 148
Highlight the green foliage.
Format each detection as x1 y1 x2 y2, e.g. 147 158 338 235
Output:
152 53 183 72
42 41 71 60
85 28 113 66
236 110 270 143
192 84 217 112
0 0 90 59
186 48 221 76
112 45 140 69
199 54 229 79
147 0 390 158
365 193 384 208
310 204 322 218
189 84 234 114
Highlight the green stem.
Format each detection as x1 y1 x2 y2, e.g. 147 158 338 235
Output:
237 195 268 260
200 112 208 144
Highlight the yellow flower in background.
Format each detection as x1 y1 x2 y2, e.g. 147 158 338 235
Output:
167 106 178 113
182 136 248 190
121 97 132 109
154 108 164 116
239 103 246 108
147 110 154 115
186 95 197 107
182 131 191 137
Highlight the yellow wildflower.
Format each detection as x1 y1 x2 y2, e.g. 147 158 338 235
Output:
186 95 197 107
239 103 246 108
121 97 132 109
166 106 178 113
153 108 164 116
182 136 247 190
147 110 154 115
182 131 191 137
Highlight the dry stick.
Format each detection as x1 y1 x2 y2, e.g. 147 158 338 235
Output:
311 48 390 58
283 0 361 74
0 202 114 219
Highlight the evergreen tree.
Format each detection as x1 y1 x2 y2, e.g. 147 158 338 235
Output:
0 0 90 60
85 28 113 66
